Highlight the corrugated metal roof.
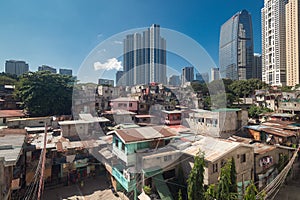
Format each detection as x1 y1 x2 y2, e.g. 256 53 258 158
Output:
110 97 138 102
104 109 136 115
0 110 25 118
183 137 247 162
79 113 110 122
114 126 178 144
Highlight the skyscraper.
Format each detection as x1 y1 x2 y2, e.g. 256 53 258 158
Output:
286 0 300 86
116 71 125 86
196 72 209 83
262 0 288 86
182 66 194 84
123 24 166 86
168 75 181 86
211 68 220 81
5 60 29 76
38 65 57 73
59 68 72 76
219 10 254 80
253 53 262 80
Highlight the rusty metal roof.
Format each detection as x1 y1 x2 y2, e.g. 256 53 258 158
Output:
113 126 178 144
0 110 25 118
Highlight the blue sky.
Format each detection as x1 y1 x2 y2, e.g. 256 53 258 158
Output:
0 0 264 78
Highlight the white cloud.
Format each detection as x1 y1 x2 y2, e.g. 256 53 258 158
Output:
97 33 103 38
94 58 122 71
113 40 123 45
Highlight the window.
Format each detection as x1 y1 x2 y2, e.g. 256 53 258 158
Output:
164 155 172 162
129 103 133 107
121 142 125 151
213 163 218 173
115 138 119 147
240 154 246 163
221 159 226 167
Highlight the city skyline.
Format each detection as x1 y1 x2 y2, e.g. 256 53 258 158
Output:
0 1 264 76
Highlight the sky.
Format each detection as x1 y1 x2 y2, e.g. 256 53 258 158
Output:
0 0 264 80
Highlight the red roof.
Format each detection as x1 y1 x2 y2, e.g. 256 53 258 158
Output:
0 110 25 118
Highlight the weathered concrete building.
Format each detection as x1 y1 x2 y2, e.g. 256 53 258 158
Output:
182 136 254 194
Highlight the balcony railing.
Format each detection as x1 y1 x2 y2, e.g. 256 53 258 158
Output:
112 167 136 192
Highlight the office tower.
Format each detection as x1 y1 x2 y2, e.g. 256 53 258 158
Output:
182 66 194 84
262 0 288 86
123 24 166 86
98 78 114 86
253 53 262 80
169 75 181 86
211 68 220 81
196 72 209 83
116 71 125 86
219 10 254 80
5 60 29 76
59 68 72 76
286 0 300 86
38 65 57 73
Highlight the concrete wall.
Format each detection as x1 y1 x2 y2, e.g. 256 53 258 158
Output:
111 101 138 112
254 147 291 175
7 117 52 129
181 146 254 186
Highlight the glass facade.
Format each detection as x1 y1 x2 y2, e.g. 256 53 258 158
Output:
123 24 166 86
219 10 254 80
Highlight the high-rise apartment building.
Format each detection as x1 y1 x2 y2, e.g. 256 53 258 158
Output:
196 72 209 83
211 68 220 81
262 0 288 86
168 75 181 86
98 78 114 86
38 65 57 73
123 24 166 86
59 68 72 76
182 66 194 84
286 0 300 86
219 10 254 80
5 60 29 76
253 53 262 80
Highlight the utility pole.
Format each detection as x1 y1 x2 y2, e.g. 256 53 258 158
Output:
37 124 47 200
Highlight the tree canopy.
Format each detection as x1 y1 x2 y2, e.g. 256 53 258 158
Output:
215 158 238 200
15 71 75 117
0 72 18 86
191 78 268 109
248 105 273 118
187 151 205 200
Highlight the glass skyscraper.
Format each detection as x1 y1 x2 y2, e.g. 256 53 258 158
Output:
219 10 254 80
123 24 166 86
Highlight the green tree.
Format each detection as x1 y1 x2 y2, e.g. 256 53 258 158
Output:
205 184 217 200
243 181 264 200
15 71 75 117
216 161 237 200
229 158 237 193
143 185 151 195
248 105 273 118
0 73 18 86
187 151 205 200
229 79 268 98
178 189 183 200
281 86 293 92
